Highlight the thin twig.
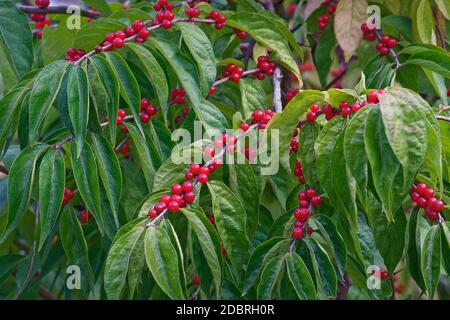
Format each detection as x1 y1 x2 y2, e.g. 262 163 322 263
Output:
18 5 101 19
272 67 283 112
0 164 8 175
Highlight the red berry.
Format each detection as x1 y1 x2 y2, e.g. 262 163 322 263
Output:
148 209 158 218
185 171 195 180
132 20 144 32
305 188 316 199
154 202 166 213
298 192 307 201
115 31 126 40
171 183 183 195
112 37 124 48
209 87 216 95
306 112 317 123
416 197 427 208
311 196 321 206
182 181 194 193
140 113 150 123
145 106 158 116
199 166 210 175
380 269 389 280
215 23 224 30
387 38 397 48
161 195 171 205
210 10 219 20
253 110 264 121
35 0 49 8
299 200 309 209
184 192 196 203
240 122 250 132
294 208 310 222
193 275 200 286
310 103 320 113
161 20 172 29
198 173 208 184
423 188 434 199
139 28 150 39
204 146 215 158
124 27 136 37
432 200 445 213
379 46 390 56
118 109 126 118
190 164 201 174
351 103 361 113
416 183 427 195
292 227 304 239
168 201 180 213
208 215 215 224
367 90 380 104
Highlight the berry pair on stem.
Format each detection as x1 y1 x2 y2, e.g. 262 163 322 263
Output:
209 10 227 30
223 64 244 82
254 55 276 80
63 188 75 205
240 109 274 131
292 188 320 239
361 23 397 56
170 88 186 105
139 98 158 123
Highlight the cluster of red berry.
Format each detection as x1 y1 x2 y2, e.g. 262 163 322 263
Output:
233 28 247 40
240 109 274 131
254 55 276 80
185 7 201 18
294 159 305 184
124 20 151 43
286 88 299 102
410 183 445 221
62 188 75 205
30 0 51 39
290 135 299 154
223 64 245 82
292 188 320 238
152 0 175 29
175 107 190 125
99 19 149 51
139 98 159 123
170 88 186 105
64 48 87 62
209 10 227 30
361 24 397 56
80 209 93 224
317 0 339 30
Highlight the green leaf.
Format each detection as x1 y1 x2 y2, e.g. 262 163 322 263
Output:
90 133 122 229
421 225 441 299
441 222 450 276
67 66 90 157
144 225 185 300
228 161 260 240
181 206 223 295
126 44 169 124
414 0 435 44
178 22 216 97
0 1 34 78
268 90 324 172
38 149 65 250
285 253 317 300
74 18 127 51
373 208 406 274
314 26 336 89
0 87 29 152
0 255 26 283
314 215 347 279
239 77 266 118
29 60 69 141
316 117 359 257
379 88 428 191
256 257 284 300
126 123 156 191
243 237 289 295
334 0 367 61
305 238 337 298
435 0 450 19
90 56 120 143
406 208 426 291
146 35 228 132
405 50 450 79
364 107 404 221
82 0 112 16
59 207 95 293
104 221 146 299
1 144 48 240
298 122 320 189
364 56 397 89
227 12 301 81
70 141 104 234
207 180 250 282
105 52 143 135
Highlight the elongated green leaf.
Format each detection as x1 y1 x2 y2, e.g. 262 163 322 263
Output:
314 26 336 89
239 78 266 118
70 141 104 234
364 107 404 221
207 180 250 282
38 149 65 250
314 215 347 279
0 1 33 78
104 222 146 299
105 52 143 135
406 208 426 291
90 56 120 143
306 238 337 298
82 0 112 16
178 22 216 97
74 19 126 51
379 88 428 191
243 238 290 294
228 161 259 239
298 122 320 189
145 225 185 300
285 253 316 300
268 90 324 172
421 225 441 299
60 207 95 293
126 124 156 191
182 206 223 294
0 87 28 152
1 144 48 240
29 61 69 141
146 35 228 132
67 66 89 157
256 257 284 299
126 44 169 124
90 133 121 229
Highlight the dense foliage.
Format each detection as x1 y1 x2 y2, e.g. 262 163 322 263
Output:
1 0 450 300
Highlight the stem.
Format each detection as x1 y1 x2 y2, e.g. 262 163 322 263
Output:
243 40 256 69
18 5 101 19
38 286 58 300
272 67 283 112
288 239 297 253
212 68 259 87
0 164 8 175
189 287 201 300
435 115 450 122
52 135 73 149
